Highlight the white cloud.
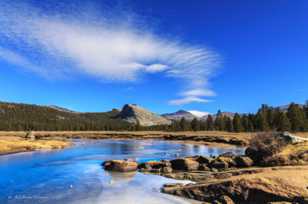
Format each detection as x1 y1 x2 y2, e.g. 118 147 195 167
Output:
144 64 168 73
0 47 47 76
182 88 216 97
0 1 220 105
168 97 211 105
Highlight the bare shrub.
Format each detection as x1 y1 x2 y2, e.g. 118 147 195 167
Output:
245 132 290 165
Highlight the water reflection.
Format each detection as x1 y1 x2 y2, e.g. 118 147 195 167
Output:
105 171 137 185
0 139 244 204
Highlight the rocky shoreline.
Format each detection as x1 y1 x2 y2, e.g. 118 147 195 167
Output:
103 133 308 204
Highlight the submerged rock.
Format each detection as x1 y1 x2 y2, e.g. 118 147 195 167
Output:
103 159 138 172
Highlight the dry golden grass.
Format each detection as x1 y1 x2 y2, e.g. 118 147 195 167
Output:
0 137 70 155
0 131 254 146
295 132 308 138
0 130 254 138
278 141 308 157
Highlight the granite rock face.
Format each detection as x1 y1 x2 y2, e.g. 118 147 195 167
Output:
118 104 171 126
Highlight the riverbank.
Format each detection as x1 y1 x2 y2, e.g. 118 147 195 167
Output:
0 136 70 155
0 131 251 155
0 130 254 145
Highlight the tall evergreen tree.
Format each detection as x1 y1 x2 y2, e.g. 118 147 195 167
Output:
225 117 233 132
305 101 308 119
277 112 291 131
256 105 270 131
233 113 242 132
241 114 250 132
305 101 308 130
214 110 226 131
206 115 214 131
287 103 305 131
179 117 190 131
191 118 200 131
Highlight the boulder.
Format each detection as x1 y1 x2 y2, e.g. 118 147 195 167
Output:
138 162 152 171
216 195 235 204
220 152 236 158
245 147 263 164
103 160 138 172
210 157 236 169
199 164 211 171
234 156 254 167
138 160 171 172
196 156 213 164
210 159 229 169
170 158 199 171
162 167 173 173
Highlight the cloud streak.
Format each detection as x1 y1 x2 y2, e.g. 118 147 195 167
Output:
0 1 220 105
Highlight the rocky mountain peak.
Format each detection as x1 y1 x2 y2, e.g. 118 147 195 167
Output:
118 104 171 126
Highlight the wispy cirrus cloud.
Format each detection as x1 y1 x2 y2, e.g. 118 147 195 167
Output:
169 97 211 106
0 1 220 105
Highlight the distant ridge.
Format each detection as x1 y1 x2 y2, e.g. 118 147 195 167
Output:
48 105 77 113
162 110 197 121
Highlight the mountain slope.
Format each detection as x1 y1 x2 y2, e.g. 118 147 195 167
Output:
118 104 171 126
0 102 130 131
162 110 196 121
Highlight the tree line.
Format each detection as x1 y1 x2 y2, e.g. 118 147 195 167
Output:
0 102 132 131
0 101 307 132
143 102 308 132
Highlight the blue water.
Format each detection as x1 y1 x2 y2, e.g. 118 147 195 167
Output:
0 139 244 204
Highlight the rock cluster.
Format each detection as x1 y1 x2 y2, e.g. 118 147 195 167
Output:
137 154 254 174
102 154 254 174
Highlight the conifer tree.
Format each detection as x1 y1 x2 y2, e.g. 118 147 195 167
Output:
277 112 291 131
233 113 242 132
305 101 308 119
256 105 270 131
206 115 214 131
191 118 200 131
305 101 308 130
267 107 276 129
180 117 190 131
214 110 226 131
199 120 207 130
225 117 233 132
256 113 269 131
287 103 305 131
241 114 250 132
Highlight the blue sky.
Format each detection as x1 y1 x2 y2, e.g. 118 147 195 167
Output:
0 0 307 114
